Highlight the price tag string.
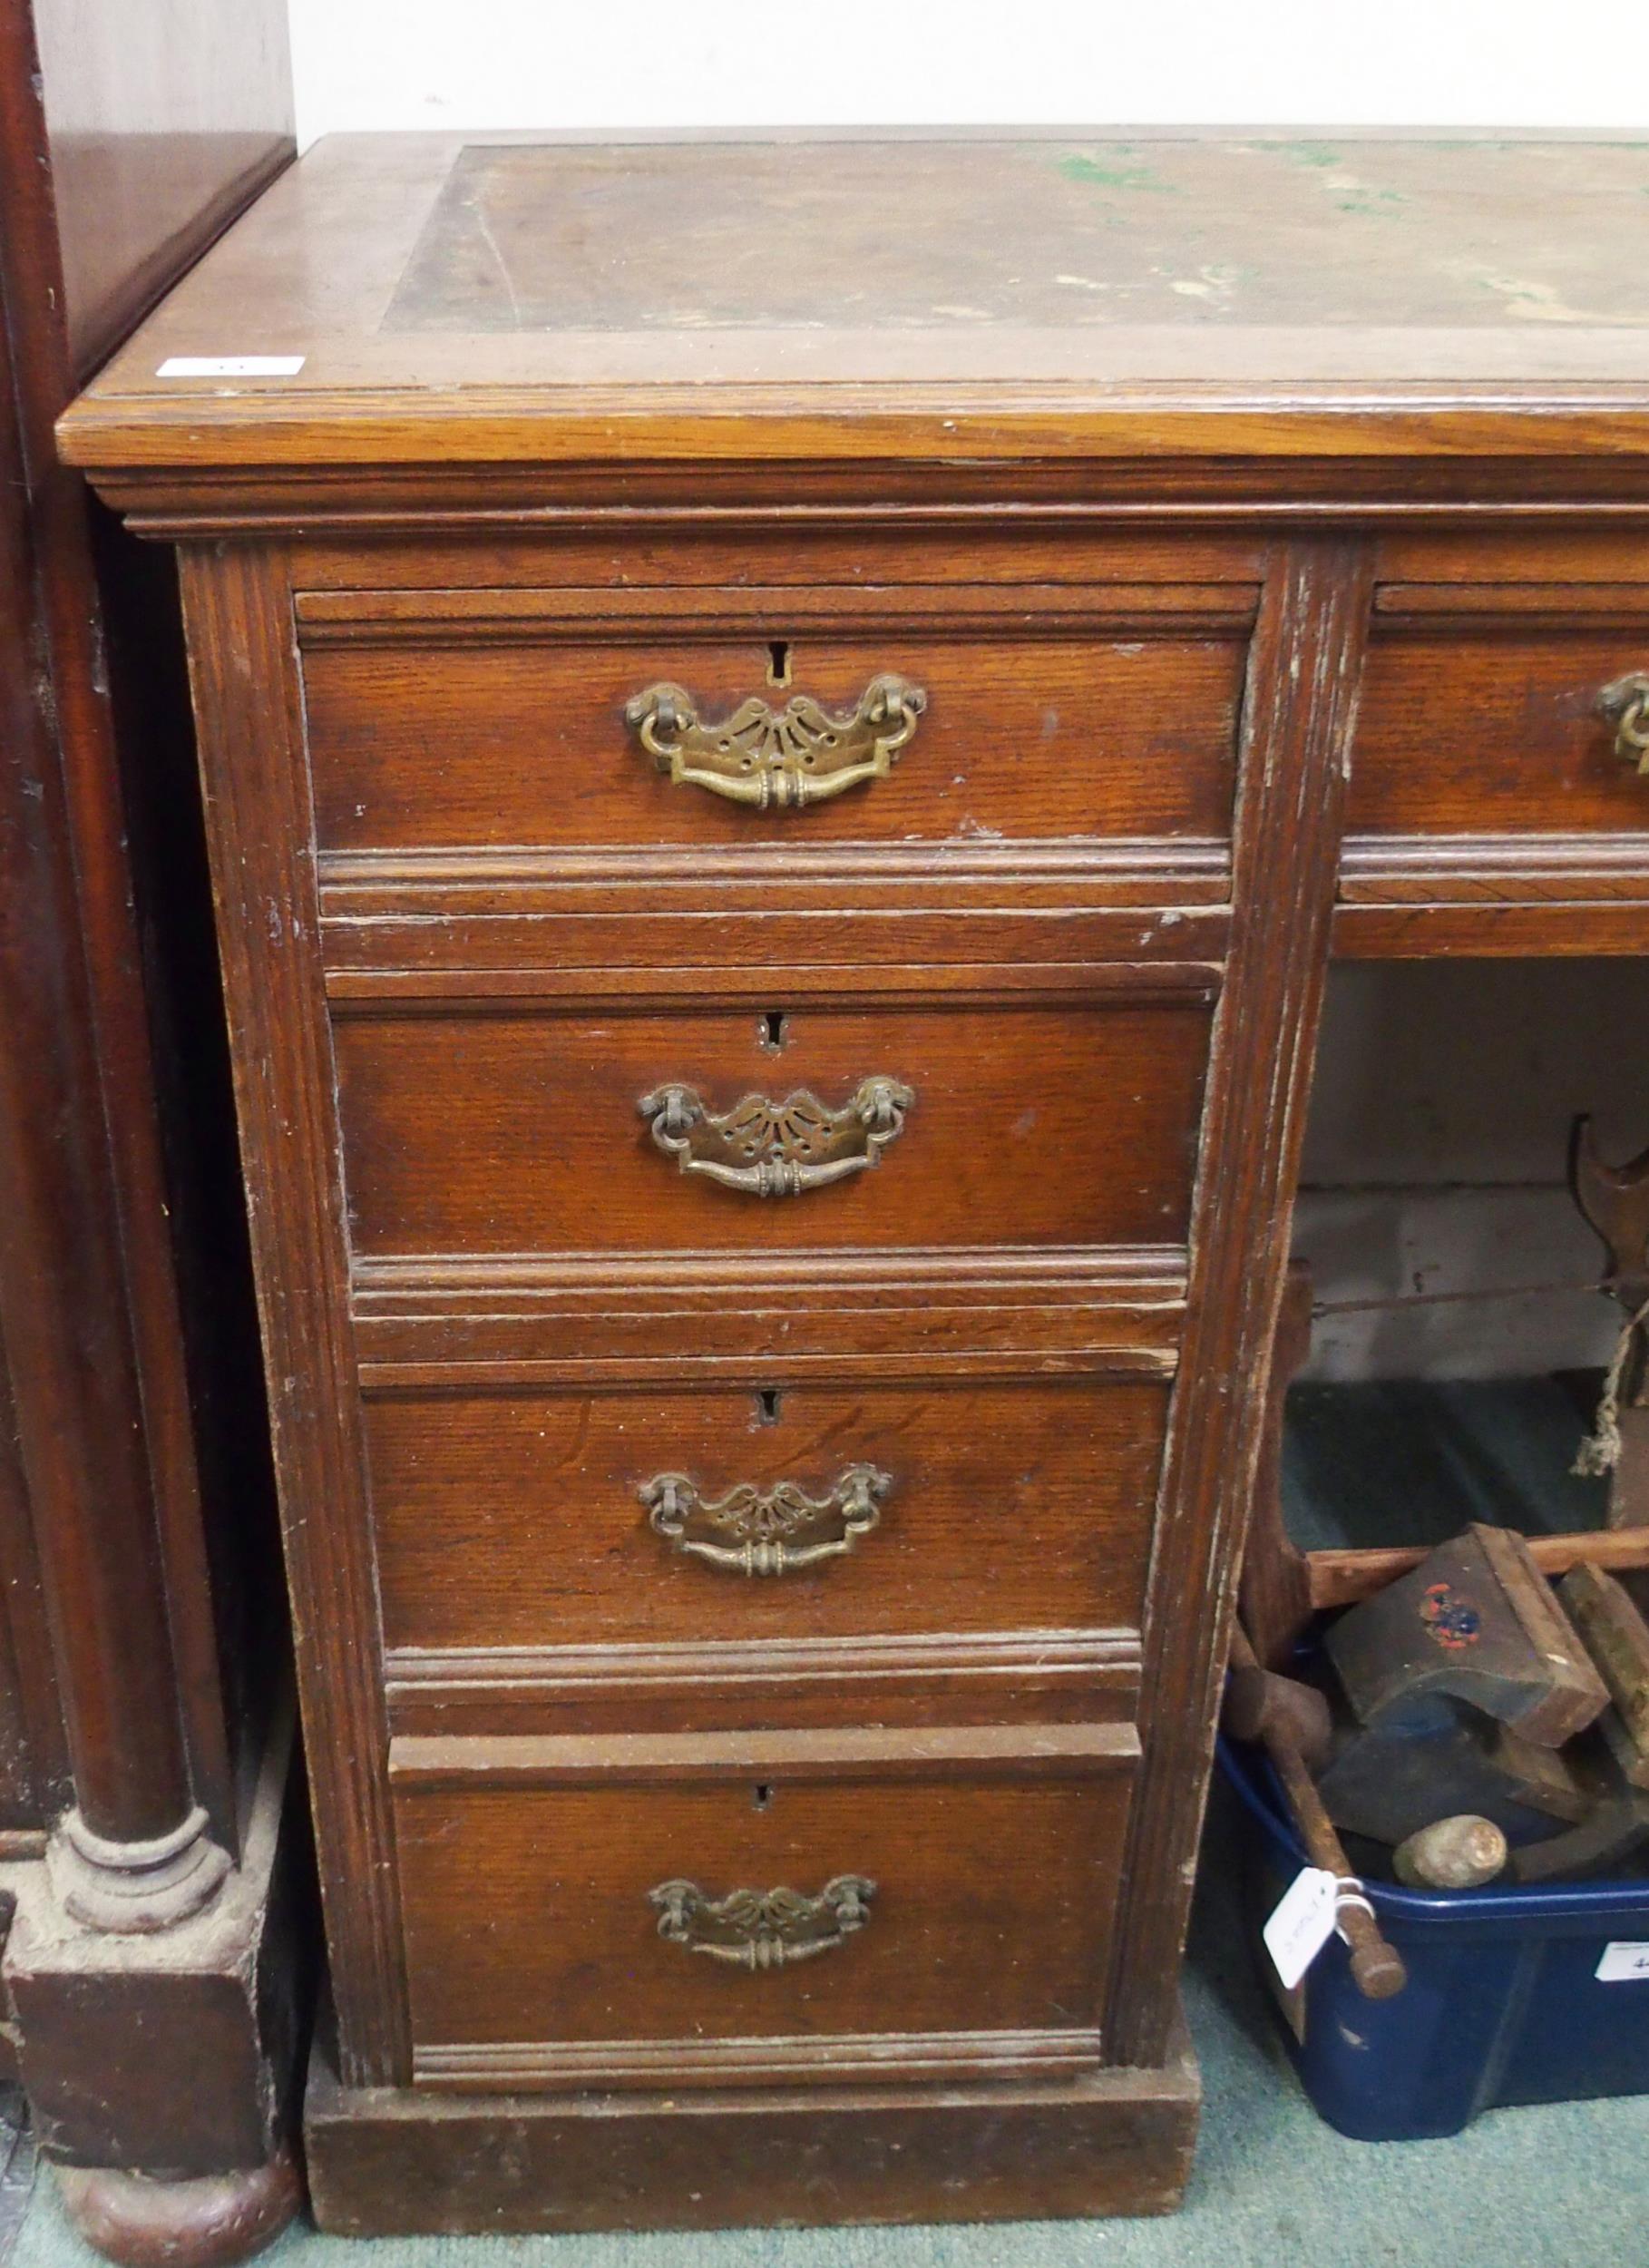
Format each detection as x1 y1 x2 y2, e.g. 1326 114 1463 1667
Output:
1332 1877 1375 1938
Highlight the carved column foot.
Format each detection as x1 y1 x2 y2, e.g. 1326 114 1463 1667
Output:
5 1712 306 2205
54 2146 301 2268
45 1806 230 1935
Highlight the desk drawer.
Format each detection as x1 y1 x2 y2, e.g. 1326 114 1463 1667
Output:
297 583 1252 856
333 989 1213 1260
392 1725 1132 2087
1351 586 1649 840
368 1373 1168 1657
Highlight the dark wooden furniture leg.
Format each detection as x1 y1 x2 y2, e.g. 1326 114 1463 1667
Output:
0 4 302 2258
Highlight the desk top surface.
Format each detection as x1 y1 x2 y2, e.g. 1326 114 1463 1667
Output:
57 131 1649 474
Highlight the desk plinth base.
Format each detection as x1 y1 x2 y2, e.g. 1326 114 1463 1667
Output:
306 2019 1199 2234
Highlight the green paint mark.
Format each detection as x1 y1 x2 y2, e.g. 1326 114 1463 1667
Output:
1342 189 1406 220
1336 187 1408 219
1279 141 1342 169
1058 152 1181 195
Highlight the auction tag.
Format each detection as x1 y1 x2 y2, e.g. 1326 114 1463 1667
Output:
1596 1941 1649 1982
1264 1867 1342 1990
156 356 306 378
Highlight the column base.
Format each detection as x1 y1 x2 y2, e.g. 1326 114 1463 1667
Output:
54 2146 300 2268
1 1707 307 2185
46 1805 230 1935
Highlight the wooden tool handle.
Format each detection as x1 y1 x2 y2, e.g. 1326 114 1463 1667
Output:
1228 1623 1409 2001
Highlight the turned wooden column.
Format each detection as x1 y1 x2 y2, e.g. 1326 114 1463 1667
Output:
0 8 302 2257
0 0 229 1931
0 395 228 1934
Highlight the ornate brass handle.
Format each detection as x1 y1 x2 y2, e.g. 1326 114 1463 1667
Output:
624 674 926 810
1599 673 1649 772
640 1463 891 1577
637 1078 913 1198
649 1875 876 1970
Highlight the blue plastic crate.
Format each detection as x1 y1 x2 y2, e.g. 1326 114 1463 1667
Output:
1220 1732 1649 2139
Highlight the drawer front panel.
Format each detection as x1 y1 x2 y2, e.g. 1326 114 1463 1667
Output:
298 586 1250 855
1351 599 1649 839
394 1751 1129 2068
368 1374 1168 1654
333 996 1212 1258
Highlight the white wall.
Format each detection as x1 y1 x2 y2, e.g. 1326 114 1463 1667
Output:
288 1 1649 151
1297 966 1649 1381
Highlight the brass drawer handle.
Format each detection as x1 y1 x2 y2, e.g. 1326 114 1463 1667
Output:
649 1875 876 1970
624 674 926 810
638 1078 914 1198
640 1462 891 1577
1599 672 1649 772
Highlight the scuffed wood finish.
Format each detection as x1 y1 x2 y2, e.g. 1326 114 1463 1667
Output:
332 988 1214 1259
1354 593 1649 838
386 1631 1142 1741
349 1249 1186 1383
306 2025 1200 2235
1107 539 1373 2067
1237 1261 1316 1670
53 2151 303 2268
298 582 1249 854
174 544 406 2087
63 128 1649 2233
1334 544 1649 951
392 1726 1134 2077
367 1373 1168 1657
52 133 1649 486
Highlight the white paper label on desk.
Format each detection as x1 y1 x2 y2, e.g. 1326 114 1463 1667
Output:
155 356 306 378
1264 1867 1342 1991
1596 1941 1649 1982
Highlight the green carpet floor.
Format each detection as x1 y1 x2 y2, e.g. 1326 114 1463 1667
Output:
14 1787 1649 2268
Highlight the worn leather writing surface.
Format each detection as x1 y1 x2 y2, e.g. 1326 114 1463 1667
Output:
388 137 1649 336
54 130 1649 472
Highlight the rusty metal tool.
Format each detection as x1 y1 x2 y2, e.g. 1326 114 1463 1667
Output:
1225 1622 1407 2000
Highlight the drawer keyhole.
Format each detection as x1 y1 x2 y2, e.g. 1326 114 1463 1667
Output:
759 1009 789 1052
754 1387 784 1425
766 640 792 689
753 1784 775 1812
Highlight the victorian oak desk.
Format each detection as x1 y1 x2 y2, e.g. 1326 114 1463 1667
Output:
59 132 1649 2234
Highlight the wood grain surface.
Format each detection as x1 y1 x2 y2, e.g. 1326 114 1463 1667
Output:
1354 603 1649 838
394 1750 1132 2061
331 992 1214 1258
367 1373 1168 1654
1107 539 1374 2065
298 581 1248 854
66 125 1649 2232
53 132 1649 482
176 544 409 2087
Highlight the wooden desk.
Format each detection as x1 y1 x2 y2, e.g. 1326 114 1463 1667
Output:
59 129 1649 2235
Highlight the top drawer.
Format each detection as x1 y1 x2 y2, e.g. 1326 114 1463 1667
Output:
1351 584 1649 840
296 583 1254 856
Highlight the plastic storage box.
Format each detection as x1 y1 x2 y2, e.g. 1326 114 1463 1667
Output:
1221 1733 1649 2139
